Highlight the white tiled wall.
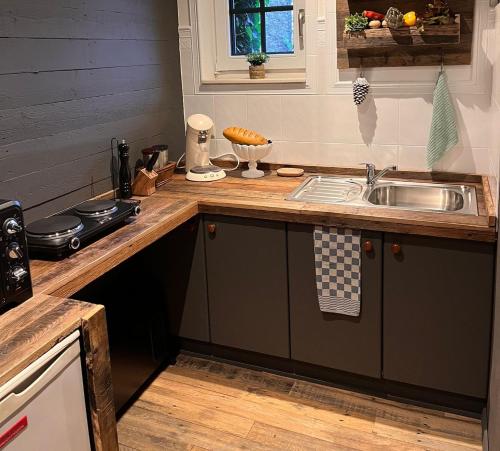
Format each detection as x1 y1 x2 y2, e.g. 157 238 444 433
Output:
178 0 499 179
488 5 500 208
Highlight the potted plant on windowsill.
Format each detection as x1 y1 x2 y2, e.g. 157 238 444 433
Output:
247 52 269 79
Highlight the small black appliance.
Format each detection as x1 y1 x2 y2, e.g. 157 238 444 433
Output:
26 199 141 258
0 200 33 312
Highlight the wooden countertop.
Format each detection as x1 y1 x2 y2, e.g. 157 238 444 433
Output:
29 168 496 299
0 294 99 386
2 167 496 451
0 294 118 450
159 171 497 240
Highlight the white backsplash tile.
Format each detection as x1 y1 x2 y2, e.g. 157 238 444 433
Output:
454 94 492 149
214 95 247 139
282 96 320 142
397 146 430 171
247 96 283 141
398 96 433 147
439 147 491 174
177 0 500 179
320 96 399 145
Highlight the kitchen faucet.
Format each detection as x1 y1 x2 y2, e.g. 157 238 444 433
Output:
363 163 397 186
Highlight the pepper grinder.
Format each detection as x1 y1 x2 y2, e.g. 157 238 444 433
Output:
118 139 132 199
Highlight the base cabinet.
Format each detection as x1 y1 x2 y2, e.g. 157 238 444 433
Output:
161 217 210 342
157 214 494 408
75 248 168 412
383 233 495 398
288 224 382 378
204 215 289 358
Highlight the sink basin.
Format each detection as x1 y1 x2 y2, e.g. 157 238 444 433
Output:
287 176 478 216
364 182 477 215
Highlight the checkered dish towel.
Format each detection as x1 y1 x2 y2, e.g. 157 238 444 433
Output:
314 226 361 317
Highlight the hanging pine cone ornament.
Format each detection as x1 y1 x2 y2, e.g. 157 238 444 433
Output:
353 76 370 105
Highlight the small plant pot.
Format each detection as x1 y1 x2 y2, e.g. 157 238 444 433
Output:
249 64 266 79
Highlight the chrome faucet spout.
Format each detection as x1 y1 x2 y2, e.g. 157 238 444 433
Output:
362 163 397 186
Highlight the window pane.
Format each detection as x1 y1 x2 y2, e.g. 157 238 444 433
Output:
231 13 262 55
265 0 293 6
265 10 293 53
232 0 260 9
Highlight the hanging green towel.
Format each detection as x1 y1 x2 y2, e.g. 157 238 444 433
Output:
427 71 459 168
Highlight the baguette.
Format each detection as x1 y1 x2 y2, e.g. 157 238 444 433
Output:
223 126 268 146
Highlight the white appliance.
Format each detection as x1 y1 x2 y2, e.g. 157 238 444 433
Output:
179 114 238 182
0 331 91 451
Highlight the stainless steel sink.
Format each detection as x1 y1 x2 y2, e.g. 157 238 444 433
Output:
287 176 478 216
287 176 364 205
364 182 477 215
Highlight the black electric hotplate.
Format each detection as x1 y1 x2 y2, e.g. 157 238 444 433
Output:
26 199 141 258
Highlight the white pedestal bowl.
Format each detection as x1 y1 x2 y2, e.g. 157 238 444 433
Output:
232 143 272 178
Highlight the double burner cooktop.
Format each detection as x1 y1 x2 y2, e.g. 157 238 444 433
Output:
27 199 141 258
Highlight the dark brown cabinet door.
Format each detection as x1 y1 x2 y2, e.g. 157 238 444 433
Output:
288 224 382 378
383 233 495 398
162 216 210 342
204 215 289 358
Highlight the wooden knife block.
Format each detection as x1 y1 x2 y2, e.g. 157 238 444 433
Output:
132 168 158 196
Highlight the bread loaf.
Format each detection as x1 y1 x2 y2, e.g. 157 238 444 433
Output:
223 127 268 146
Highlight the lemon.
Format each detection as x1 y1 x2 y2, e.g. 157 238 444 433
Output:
403 11 417 27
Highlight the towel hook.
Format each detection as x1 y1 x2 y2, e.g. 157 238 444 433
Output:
440 48 445 72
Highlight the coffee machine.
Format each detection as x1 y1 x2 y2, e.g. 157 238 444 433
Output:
181 114 238 182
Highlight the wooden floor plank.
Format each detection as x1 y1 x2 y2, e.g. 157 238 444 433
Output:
120 404 280 451
117 354 483 451
246 421 357 451
146 376 422 450
158 369 376 434
289 380 482 443
118 445 138 451
117 421 189 451
131 394 255 437
174 354 296 395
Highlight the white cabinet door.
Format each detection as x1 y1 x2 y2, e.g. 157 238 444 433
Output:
0 331 91 451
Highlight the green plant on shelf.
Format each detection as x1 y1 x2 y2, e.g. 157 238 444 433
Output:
246 52 270 66
344 13 369 33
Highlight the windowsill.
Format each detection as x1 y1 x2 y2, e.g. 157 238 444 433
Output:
201 77 306 85
201 70 306 85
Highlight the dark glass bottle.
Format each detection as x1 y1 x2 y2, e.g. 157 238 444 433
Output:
118 139 132 199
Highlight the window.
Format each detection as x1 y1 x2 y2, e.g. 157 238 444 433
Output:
212 0 305 73
229 1 294 56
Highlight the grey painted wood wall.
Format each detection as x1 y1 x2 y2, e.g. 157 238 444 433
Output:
0 0 185 223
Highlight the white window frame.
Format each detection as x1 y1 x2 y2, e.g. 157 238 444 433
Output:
213 0 306 72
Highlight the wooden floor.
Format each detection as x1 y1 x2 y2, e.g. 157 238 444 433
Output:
117 354 482 451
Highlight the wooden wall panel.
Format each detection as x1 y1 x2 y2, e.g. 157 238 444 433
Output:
0 0 185 221
0 89 166 146
0 0 173 40
0 66 169 110
0 114 169 181
0 40 172 75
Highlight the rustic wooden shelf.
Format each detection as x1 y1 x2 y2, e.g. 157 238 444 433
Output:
336 1 472 69
343 15 460 49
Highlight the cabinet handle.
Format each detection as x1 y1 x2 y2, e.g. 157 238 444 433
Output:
207 223 216 234
363 240 373 254
391 243 402 255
